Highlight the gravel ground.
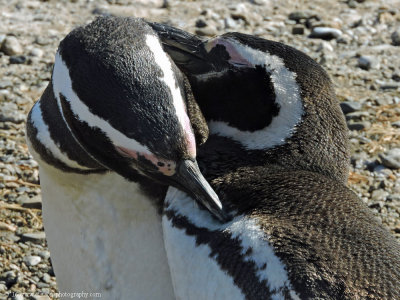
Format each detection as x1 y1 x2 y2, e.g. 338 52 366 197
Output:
0 0 399 298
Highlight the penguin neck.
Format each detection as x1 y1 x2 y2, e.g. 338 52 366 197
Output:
26 82 105 174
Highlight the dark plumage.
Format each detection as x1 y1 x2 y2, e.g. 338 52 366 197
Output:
152 23 400 299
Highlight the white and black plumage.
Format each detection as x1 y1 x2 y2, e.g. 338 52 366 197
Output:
26 17 226 299
151 23 400 299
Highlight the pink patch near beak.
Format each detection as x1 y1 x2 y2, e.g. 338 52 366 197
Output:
206 37 252 67
116 146 177 176
182 113 197 158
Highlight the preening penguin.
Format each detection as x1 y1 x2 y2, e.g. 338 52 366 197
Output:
151 23 400 299
151 23 350 184
26 17 225 299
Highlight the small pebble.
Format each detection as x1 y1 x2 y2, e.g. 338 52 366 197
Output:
371 189 389 201
391 30 400 46
292 25 304 35
230 3 249 21
1 270 17 285
195 18 207 28
38 250 51 260
309 27 342 40
9 55 27 64
195 26 217 36
358 55 379 70
347 0 357 8
288 10 318 21
345 111 370 120
0 282 6 292
29 48 43 57
379 149 400 169
392 121 400 128
34 36 50 46
1 36 23 56
340 101 362 114
0 80 13 89
224 17 237 29
21 232 46 244
41 273 51 283
347 121 371 131
24 255 42 267
20 195 42 209
0 102 26 124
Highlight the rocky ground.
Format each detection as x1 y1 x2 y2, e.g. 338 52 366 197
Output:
0 0 399 298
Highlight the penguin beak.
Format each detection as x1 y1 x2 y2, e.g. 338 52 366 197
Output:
149 22 217 75
172 160 229 222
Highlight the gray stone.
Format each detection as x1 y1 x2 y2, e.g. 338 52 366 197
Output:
9 55 27 64
34 36 51 46
36 282 49 288
41 273 51 284
0 102 25 124
0 282 6 292
249 0 270 4
340 101 362 114
24 255 41 267
38 250 50 260
345 111 370 120
195 26 217 37
379 149 400 169
195 18 207 28
224 17 237 29
358 55 379 70
347 0 357 8
21 232 46 244
29 48 43 57
292 26 304 35
0 90 9 101
380 82 400 90
0 80 13 89
392 73 400 82
1 270 17 285
392 121 400 128
1 36 23 56
347 121 371 131
309 27 342 40
230 3 249 21
288 10 318 21
391 30 400 46
20 195 42 209
371 189 389 201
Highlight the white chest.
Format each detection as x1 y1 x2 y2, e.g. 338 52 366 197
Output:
162 188 300 300
38 165 174 299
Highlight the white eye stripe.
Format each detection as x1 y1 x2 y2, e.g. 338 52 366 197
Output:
29 101 92 170
52 52 152 156
145 35 196 156
207 39 303 150
145 35 188 131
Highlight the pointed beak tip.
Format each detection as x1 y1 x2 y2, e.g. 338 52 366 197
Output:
175 159 230 223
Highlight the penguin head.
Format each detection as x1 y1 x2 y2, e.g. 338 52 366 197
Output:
51 17 226 221
151 23 350 182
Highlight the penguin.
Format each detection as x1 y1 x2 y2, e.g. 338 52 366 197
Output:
149 23 400 299
26 17 226 299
